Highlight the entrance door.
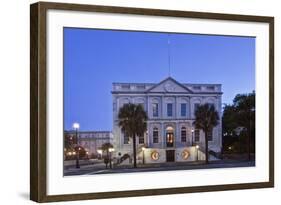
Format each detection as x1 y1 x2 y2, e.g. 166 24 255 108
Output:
166 150 175 162
166 126 174 147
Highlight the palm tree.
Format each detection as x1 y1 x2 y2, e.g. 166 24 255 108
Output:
193 104 219 164
101 143 113 169
118 103 148 168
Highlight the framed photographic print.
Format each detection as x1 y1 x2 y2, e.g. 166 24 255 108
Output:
30 1 274 202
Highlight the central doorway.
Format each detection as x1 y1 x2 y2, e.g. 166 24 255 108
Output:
166 150 175 162
166 126 174 147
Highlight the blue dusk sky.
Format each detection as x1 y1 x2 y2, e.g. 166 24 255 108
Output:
64 28 255 131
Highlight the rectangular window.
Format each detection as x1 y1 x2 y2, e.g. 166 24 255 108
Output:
181 129 187 142
124 135 129 144
207 130 213 141
152 103 159 117
167 103 173 117
194 103 200 115
181 103 187 117
139 135 144 144
153 129 159 143
195 129 200 142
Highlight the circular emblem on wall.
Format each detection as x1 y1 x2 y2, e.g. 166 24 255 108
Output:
164 83 174 92
181 149 190 160
151 150 160 161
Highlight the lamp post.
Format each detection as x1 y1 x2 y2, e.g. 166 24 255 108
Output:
109 148 115 169
142 147 145 164
191 129 194 146
196 145 199 161
73 122 80 169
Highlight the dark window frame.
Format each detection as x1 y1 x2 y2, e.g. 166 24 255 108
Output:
195 129 200 142
167 103 173 117
124 134 129 144
152 103 159 117
181 103 187 117
153 128 159 143
181 127 187 142
139 135 144 144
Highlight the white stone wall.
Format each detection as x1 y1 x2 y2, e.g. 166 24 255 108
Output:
112 77 223 162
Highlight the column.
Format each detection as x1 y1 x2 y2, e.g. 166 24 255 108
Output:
147 123 150 147
174 96 177 118
161 123 165 148
176 122 179 148
162 96 165 118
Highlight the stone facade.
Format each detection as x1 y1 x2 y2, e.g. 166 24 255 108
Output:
64 131 113 157
112 77 222 163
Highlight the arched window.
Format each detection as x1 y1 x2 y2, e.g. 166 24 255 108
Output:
181 127 187 142
153 128 159 143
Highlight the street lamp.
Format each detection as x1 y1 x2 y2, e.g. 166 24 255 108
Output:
195 145 199 161
109 148 115 169
142 147 146 164
191 129 194 146
73 122 80 169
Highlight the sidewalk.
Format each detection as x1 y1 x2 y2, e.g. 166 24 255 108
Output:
64 159 255 176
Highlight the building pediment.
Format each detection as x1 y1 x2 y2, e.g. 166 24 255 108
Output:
146 77 193 93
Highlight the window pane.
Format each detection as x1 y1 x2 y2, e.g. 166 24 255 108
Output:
167 103 173 117
124 135 129 144
195 129 200 142
152 103 158 117
181 128 187 142
153 128 159 143
194 103 199 114
181 103 187 117
139 135 144 144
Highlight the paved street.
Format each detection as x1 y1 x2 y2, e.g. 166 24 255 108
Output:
64 160 255 176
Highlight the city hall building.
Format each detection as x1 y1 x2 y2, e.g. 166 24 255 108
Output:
112 77 222 164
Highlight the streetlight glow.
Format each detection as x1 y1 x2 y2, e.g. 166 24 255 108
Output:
142 147 145 151
73 122 80 129
196 145 199 149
